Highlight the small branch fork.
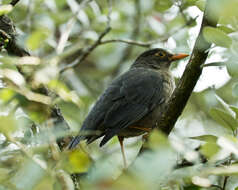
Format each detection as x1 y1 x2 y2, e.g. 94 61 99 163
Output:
59 0 112 73
59 0 197 74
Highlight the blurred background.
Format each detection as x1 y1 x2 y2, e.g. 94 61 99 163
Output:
0 0 238 189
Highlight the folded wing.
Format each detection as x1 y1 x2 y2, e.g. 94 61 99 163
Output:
68 68 165 149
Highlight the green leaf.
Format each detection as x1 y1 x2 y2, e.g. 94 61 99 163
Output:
55 0 67 9
230 105 238 119
34 176 54 190
217 25 235 34
12 93 51 124
203 62 226 67
0 115 17 135
184 0 199 7
210 108 238 131
184 185 200 190
0 5 13 16
26 29 49 50
67 149 91 173
25 102 51 124
227 56 238 77
190 135 218 143
148 131 169 150
233 83 238 97
155 0 173 12
195 0 205 11
226 58 238 77
203 26 232 48
0 88 15 103
0 168 11 181
200 142 220 159
0 57 18 70
215 94 235 117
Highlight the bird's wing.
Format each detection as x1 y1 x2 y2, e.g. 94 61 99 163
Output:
68 80 124 149
68 68 165 149
99 68 166 146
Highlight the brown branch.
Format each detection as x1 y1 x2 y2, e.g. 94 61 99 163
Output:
0 15 70 150
100 13 197 48
222 176 229 190
156 0 220 135
59 26 111 74
10 0 20 6
58 0 198 74
59 16 196 74
59 0 112 74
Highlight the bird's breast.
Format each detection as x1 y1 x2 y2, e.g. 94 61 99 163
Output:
159 70 175 99
118 69 175 138
147 69 175 126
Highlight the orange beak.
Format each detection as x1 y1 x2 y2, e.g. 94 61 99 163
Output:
170 53 189 61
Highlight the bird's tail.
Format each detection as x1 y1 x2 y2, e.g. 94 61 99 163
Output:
68 135 84 149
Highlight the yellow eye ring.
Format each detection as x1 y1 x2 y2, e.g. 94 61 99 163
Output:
155 52 165 57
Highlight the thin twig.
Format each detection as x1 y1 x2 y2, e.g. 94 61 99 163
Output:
100 14 198 47
100 38 151 47
59 27 111 73
222 155 232 190
56 0 93 54
59 15 196 74
56 18 76 54
222 176 229 190
59 0 112 73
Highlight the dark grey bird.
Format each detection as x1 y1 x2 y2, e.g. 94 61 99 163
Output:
68 48 189 167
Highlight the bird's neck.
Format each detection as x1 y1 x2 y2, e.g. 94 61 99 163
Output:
131 60 174 85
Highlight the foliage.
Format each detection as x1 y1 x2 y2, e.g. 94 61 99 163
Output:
0 0 238 189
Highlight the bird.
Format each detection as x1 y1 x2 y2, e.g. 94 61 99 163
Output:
68 48 189 168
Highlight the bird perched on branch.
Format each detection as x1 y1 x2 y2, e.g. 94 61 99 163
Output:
68 48 189 168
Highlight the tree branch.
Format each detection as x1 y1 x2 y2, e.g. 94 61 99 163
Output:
10 0 20 6
157 0 221 135
0 15 70 150
58 14 196 73
59 0 112 74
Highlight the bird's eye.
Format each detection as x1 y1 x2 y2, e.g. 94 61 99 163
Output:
155 52 165 57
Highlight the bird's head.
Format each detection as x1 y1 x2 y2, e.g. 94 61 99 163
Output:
132 48 189 70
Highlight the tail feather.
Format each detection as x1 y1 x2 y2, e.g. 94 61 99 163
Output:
99 134 112 147
68 135 84 149
99 128 120 147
